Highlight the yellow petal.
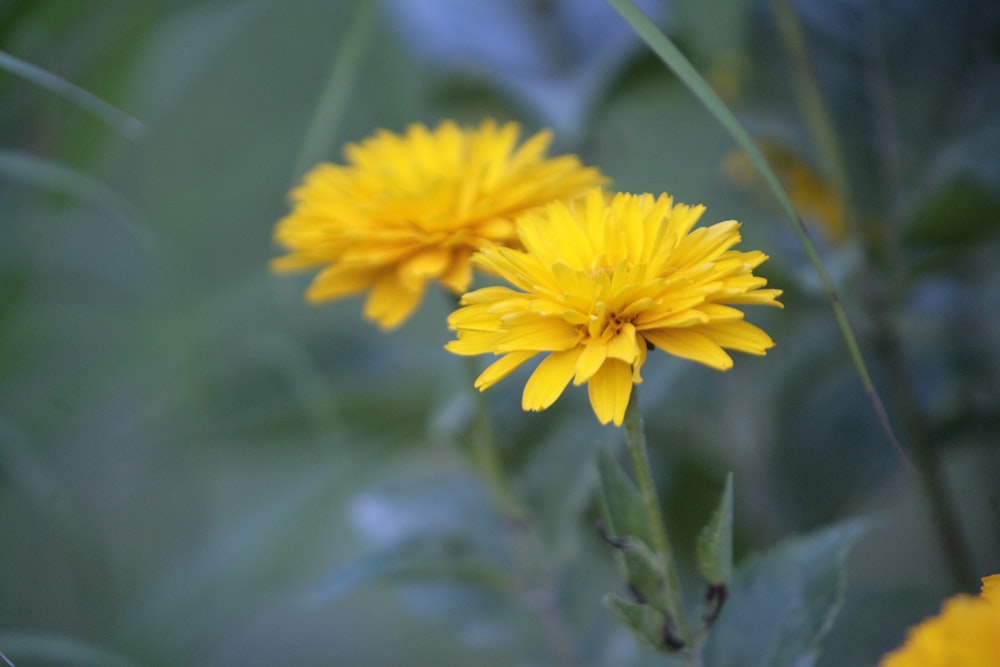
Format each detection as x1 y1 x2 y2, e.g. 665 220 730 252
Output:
475 351 537 390
458 285 522 306
697 303 746 321
643 329 734 370
607 322 639 364
522 348 583 412
438 254 474 293
271 253 322 272
401 247 452 280
703 319 776 355
982 574 1000 602
444 331 501 356
494 317 581 352
587 359 633 426
632 337 648 382
305 265 378 301
363 273 424 329
574 341 608 385
724 288 785 308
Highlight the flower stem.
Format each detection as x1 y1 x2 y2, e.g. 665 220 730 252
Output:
864 273 977 589
623 390 693 657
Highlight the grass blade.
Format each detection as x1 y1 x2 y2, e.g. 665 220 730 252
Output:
606 0 908 467
0 50 144 139
290 0 379 182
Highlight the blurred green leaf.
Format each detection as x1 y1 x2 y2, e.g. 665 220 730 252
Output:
0 49 144 138
603 593 672 652
308 472 512 602
0 149 138 223
670 0 748 70
906 175 1000 246
307 536 512 606
0 632 145 667
703 518 868 667
696 472 733 586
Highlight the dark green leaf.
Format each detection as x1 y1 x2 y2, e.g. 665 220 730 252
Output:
696 472 733 586
906 175 1000 246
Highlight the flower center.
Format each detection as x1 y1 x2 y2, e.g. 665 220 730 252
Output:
586 304 630 342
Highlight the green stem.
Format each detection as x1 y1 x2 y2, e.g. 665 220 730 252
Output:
623 391 692 658
865 273 977 589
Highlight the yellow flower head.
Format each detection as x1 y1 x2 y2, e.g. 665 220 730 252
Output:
272 119 607 329
879 574 1000 667
446 189 783 426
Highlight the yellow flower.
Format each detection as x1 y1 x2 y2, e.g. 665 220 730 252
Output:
272 119 607 329
445 189 783 426
879 575 1000 667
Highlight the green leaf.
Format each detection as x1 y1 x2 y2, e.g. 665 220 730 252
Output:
597 448 682 627
306 536 513 606
0 149 137 221
0 49 143 139
603 593 672 652
596 448 653 546
696 472 733 586
702 519 868 667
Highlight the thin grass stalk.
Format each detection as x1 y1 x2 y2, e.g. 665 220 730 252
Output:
290 0 379 183
0 50 144 139
605 0 907 469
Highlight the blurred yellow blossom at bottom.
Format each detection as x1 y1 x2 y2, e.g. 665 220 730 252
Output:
879 574 1000 667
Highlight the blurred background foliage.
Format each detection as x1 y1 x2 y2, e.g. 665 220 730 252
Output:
1 0 998 665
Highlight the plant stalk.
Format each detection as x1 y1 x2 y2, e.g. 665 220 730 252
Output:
624 391 700 665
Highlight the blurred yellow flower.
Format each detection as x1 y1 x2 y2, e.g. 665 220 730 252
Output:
272 119 606 329
723 140 848 241
879 574 1000 667
446 189 783 426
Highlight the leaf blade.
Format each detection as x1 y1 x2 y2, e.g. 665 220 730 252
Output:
696 472 733 586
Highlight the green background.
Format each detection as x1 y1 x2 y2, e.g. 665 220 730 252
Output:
2 1 998 665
